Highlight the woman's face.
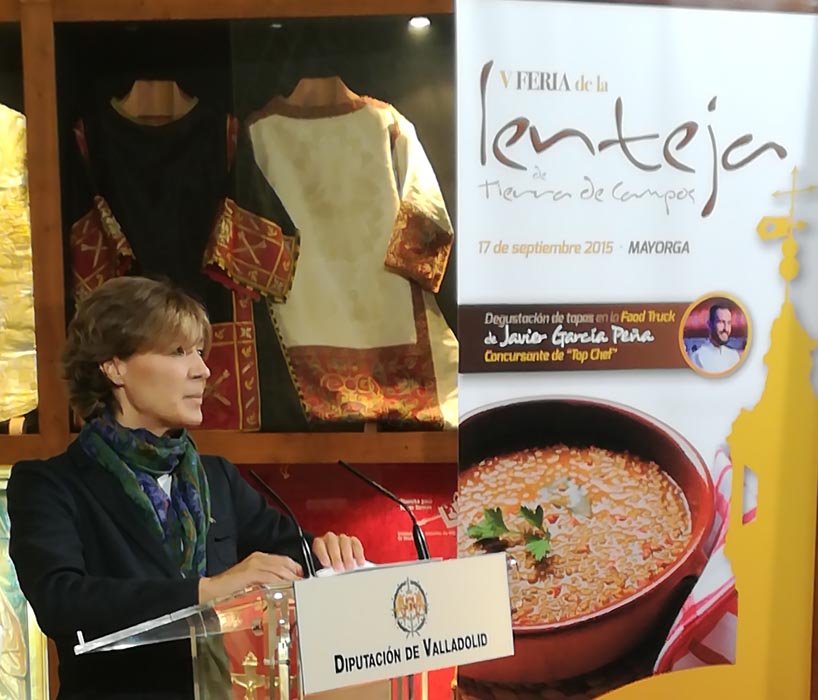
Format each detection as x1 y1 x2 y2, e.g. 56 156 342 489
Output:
104 341 211 435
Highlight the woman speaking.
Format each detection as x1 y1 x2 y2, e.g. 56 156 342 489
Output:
8 276 365 699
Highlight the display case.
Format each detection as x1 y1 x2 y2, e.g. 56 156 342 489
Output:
0 0 457 466
1 0 66 460
54 14 456 438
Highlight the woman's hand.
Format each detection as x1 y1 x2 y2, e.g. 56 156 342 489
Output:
198 552 303 603
312 531 365 572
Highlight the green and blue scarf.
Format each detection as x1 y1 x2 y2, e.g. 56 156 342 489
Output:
79 413 211 577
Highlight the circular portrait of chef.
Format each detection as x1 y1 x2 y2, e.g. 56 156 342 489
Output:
680 295 750 377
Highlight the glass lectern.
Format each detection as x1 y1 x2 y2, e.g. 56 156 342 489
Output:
73 583 395 700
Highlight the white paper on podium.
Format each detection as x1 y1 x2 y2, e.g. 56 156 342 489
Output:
314 559 442 578
315 561 377 578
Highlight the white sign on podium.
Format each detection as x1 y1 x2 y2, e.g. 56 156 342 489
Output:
293 553 513 695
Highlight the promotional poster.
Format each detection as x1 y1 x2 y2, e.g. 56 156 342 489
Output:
456 2 818 698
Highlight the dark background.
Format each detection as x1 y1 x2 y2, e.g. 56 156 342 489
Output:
0 23 23 114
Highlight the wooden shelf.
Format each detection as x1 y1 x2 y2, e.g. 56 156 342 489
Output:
0 430 457 465
0 435 60 464
0 0 19 21
191 429 457 464
53 0 452 22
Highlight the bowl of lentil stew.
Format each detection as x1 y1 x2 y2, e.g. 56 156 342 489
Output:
457 397 714 684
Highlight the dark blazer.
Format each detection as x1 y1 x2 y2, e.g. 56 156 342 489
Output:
8 439 311 700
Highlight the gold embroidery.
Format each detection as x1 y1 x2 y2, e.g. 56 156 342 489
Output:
0 104 37 422
282 287 444 427
384 201 453 293
69 196 135 300
204 198 299 302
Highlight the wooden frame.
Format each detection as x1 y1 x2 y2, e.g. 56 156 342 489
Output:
0 0 19 20
0 466 50 700
52 0 452 21
20 0 68 455
0 431 457 463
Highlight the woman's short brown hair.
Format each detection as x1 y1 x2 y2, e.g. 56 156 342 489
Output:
63 277 212 420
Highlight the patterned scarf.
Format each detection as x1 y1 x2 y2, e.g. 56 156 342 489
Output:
79 413 210 577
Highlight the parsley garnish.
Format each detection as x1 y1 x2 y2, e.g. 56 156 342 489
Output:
524 531 552 560
466 506 509 540
519 504 545 530
467 506 552 562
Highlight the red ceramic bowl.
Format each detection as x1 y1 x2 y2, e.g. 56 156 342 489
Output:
457 396 715 684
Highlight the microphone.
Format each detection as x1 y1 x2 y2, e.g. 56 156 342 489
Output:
336 459 430 561
248 470 317 578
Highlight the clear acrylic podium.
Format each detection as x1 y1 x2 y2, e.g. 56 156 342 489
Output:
73 583 396 700
73 555 513 700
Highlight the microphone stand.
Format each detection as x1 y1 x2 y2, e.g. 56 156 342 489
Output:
249 470 317 578
337 460 430 561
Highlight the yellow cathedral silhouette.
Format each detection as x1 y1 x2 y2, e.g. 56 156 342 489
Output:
611 167 818 700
